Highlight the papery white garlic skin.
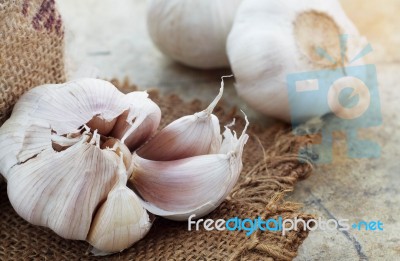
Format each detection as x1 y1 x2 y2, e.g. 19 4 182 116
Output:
0 78 161 180
227 0 365 122
147 0 243 69
7 134 120 240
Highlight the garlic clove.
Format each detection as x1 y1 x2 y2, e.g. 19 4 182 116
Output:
110 92 161 151
137 78 227 161
7 133 120 240
130 116 249 221
87 186 151 254
101 138 133 175
87 157 151 254
87 116 117 136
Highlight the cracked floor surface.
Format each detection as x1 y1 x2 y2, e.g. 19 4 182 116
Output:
57 0 400 260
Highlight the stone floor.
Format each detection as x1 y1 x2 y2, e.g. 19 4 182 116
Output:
57 0 400 260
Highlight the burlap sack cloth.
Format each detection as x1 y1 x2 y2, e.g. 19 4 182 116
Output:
0 0 65 125
0 1 315 260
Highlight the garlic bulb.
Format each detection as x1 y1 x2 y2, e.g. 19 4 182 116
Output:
0 77 249 254
227 0 365 122
131 79 249 221
147 0 243 69
0 79 159 252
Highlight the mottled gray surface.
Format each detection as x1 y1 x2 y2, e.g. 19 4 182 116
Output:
58 0 399 260
292 64 400 260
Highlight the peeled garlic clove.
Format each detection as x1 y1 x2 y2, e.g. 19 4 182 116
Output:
227 0 364 122
147 0 243 69
87 158 151 254
131 116 249 221
137 79 226 161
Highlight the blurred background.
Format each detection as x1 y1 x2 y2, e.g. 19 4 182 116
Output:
343 0 400 63
57 0 400 260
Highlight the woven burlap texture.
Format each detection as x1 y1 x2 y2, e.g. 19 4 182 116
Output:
0 0 65 125
0 79 315 261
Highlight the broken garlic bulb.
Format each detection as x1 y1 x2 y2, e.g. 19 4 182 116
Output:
0 78 160 253
147 0 243 69
227 0 366 122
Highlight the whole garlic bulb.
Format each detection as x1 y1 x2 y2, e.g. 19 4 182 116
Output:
227 0 365 122
147 0 243 69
